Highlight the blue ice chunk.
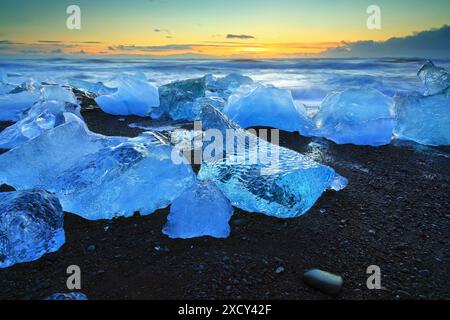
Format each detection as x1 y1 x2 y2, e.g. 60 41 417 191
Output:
0 101 82 149
40 86 78 105
0 119 196 220
163 180 233 239
69 79 117 96
153 73 252 121
0 189 65 268
224 85 314 135
394 87 450 146
417 61 450 96
312 88 395 146
45 292 87 300
197 105 347 218
0 90 40 121
95 75 160 116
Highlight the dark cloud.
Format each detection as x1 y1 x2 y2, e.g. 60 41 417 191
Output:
226 34 255 39
322 25 450 59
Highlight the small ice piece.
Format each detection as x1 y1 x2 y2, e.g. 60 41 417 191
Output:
69 79 117 96
0 119 196 220
224 85 314 135
0 189 65 268
394 88 450 146
163 180 233 239
0 101 82 149
154 73 252 120
417 61 450 96
312 88 395 146
197 105 347 218
45 293 87 300
40 86 78 104
95 75 159 116
0 90 40 121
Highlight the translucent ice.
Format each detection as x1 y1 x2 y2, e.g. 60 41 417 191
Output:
312 88 395 146
0 90 40 121
95 75 159 116
224 85 314 135
394 88 450 146
40 86 78 105
0 101 82 149
154 73 252 121
417 61 450 96
0 119 196 220
163 180 233 239
197 105 347 218
69 79 117 96
45 293 88 300
0 189 65 268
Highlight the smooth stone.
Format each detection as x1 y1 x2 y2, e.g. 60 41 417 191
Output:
303 269 343 295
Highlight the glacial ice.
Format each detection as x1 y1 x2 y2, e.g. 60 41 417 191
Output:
394 87 450 146
163 180 233 239
0 118 196 220
0 100 82 149
312 88 395 146
196 105 347 218
0 90 40 121
0 189 65 268
224 85 314 135
153 73 252 121
45 293 88 300
69 79 117 96
417 61 450 96
95 75 160 116
40 86 78 105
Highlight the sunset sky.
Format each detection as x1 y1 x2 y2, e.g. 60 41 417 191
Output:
0 0 449 58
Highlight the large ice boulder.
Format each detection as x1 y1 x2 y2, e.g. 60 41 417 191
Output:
153 73 252 121
195 105 347 218
224 85 314 135
394 88 450 146
312 88 395 146
0 118 196 220
418 61 450 96
95 75 160 117
0 90 40 121
0 189 65 268
0 101 82 149
163 180 233 239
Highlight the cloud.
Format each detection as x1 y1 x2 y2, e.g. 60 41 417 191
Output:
322 25 450 59
226 34 255 39
109 44 194 52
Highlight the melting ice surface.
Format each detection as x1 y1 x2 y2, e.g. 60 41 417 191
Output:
0 101 82 149
197 105 347 218
224 84 314 135
163 180 233 239
95 74 160 116
0 189 65 268
0 117 196 220
0 90 40 121
154 73 252 121
312 88 395 146
394 87 450 146
417 61 450 96
394 61 450 146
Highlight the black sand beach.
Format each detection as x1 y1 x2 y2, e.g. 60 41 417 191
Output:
0 106 449 300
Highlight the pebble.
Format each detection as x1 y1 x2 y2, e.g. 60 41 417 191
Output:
303 269 343 296
86 245 96 252
275 267 285 274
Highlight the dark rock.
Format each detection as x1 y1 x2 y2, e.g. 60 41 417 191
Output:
303 269 343 296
